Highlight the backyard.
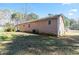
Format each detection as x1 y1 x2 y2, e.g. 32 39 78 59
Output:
0 32 79 55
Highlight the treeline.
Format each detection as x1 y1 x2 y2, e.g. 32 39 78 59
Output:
0 9 39 32
6 12 39 32
64 15 79 30
0 9 79 32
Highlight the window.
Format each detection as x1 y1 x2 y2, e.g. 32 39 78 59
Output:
28 24 30 28
48 20 51 25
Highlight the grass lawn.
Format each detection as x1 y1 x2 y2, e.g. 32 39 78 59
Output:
0 32 79 55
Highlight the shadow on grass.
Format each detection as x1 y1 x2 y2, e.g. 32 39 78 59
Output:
1 34 79 55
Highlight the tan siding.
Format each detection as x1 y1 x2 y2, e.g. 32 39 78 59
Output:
17 18 57 35
16 15 64 36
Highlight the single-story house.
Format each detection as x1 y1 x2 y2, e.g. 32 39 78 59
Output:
16 14 65 37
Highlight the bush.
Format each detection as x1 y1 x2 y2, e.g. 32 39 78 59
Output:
4 23 15 32
6 28 11 32
4 27 15 32
70 24 79 30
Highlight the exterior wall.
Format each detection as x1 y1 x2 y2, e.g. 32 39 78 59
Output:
16 15 64 36
27 19 57 35
17 18 58 35
17 24 27 31
57 16 64 36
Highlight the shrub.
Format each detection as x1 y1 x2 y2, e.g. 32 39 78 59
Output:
4 23 15 32
4 27 15 32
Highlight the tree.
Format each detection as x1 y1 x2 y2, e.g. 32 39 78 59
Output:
27 13 39 20
11 13 24 24
70 19 76 26
11 13 24 30
0 9 11 25
69 19 79 30
63 15 71 28
48 13 54 17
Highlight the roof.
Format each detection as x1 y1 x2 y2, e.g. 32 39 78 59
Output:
27 14 62 22
16 14 63 25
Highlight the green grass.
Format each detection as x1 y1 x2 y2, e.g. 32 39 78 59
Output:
0 32 79 55
0 33 13 41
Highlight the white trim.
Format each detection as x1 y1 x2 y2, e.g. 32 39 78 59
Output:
57 16 60 37
57 16 64 37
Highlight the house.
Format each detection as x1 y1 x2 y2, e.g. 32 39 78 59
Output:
16 14 65 37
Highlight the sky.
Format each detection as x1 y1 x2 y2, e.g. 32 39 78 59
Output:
0 3 79 19
26 3 79 19
0 3 26 13
0 3 79 25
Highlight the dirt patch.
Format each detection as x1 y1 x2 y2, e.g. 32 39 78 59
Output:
65 30 79 36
